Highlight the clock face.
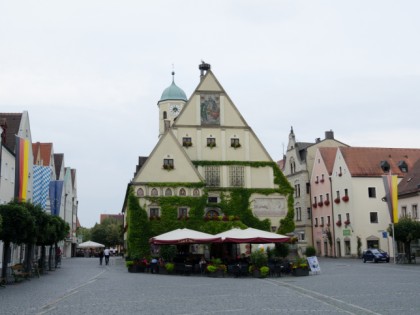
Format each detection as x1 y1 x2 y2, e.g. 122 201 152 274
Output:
169 103 181 117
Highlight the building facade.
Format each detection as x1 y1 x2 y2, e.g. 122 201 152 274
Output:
124 64 293 253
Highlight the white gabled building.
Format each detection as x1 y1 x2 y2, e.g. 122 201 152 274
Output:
124 63 293 257
312 147 420 258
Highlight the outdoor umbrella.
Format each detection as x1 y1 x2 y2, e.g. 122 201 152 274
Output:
215 227 290 243
149 228 222 245
77 241 105 248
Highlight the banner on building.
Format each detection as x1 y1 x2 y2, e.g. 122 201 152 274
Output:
49 180 64 216
33 165 52 209
14 135 30 201
382 174 399 224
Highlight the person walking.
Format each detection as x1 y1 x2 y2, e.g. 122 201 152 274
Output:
104 247 110 265
98 249 104 265
55 247 62 268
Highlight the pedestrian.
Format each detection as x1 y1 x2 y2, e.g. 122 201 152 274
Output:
98 249 104 265
104 247 110 265
55 247 62 268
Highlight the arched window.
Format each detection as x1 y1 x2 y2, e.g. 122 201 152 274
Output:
179 188 186 196
165 188 172 196
193 189 200 196
136 188 144 197
151 188 158 196
163 111 167 119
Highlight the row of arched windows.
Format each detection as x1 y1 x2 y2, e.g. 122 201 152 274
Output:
136 187 201 197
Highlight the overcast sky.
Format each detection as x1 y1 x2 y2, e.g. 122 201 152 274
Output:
1 1 419 228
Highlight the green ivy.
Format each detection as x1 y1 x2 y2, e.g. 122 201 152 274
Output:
126 160 295 250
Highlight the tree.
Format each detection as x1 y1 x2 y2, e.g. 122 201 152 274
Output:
76 226 91 243
394 217 420 262
0 203 35 279
90 218 123 248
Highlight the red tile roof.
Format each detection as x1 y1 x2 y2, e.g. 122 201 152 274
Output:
32 142 53 166
398 158 420 196
339 147 420 177
318 147 339 175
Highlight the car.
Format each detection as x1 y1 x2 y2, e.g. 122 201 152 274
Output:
362 248 390 263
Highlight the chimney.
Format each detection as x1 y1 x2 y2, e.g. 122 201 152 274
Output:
199 61 211 80
315 138 321 143
0 118 7 144
325 130 334 140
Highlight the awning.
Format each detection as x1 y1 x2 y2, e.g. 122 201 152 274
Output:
215 227 290 243
77 241 105 248
149 228 222 245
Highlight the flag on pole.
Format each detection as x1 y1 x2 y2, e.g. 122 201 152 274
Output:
14 135 30 201
382 174 399 224
33 165 52 209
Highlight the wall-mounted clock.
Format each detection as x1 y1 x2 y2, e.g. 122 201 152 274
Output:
169 103 181 117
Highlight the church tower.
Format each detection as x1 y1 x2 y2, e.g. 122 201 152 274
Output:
157 72 187 137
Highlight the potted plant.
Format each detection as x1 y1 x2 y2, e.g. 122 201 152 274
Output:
206 258 225 277
312 203 317 208
164 262 174 274
250 250 268 277
324 200 330 206
291 257 309 276
126 260 135 273
342 195 349 202
344 220 351 227
207 142 216 149
336 220 342 227
317 202 323 207
259 266 270 278
334 198 340 204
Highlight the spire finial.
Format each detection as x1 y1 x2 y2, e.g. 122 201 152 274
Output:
171 64 175 82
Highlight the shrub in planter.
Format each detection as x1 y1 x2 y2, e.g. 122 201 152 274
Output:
305 246 316 257
165 262 174 273
259 266 270 278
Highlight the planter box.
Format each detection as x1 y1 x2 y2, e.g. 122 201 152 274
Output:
292 268 309 277
128 265 145 273
208 270 225 278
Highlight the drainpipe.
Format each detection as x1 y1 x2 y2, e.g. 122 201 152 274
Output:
330 176 337 257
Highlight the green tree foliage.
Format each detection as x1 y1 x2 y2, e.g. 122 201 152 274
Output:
0 202 35 279
394 217 420 260
76 226 92 243
127 188 151 259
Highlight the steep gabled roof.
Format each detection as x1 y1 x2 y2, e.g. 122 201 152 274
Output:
32 142 53 166
54 153 64 179
318 147 339 175
0 113 23 152
398 158 420 196
339 147 420 177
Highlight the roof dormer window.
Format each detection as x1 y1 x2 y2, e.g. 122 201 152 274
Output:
398 161 408 173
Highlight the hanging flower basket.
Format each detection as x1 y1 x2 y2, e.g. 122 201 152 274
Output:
336 221 342 227
320 179 325 183
324 200 330 206
342 196 349 202
344 220 350 226
334 198 340 204
312 203 317 208
318 202 323 207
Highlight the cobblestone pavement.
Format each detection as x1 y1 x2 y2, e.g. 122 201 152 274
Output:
1 256 420 315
